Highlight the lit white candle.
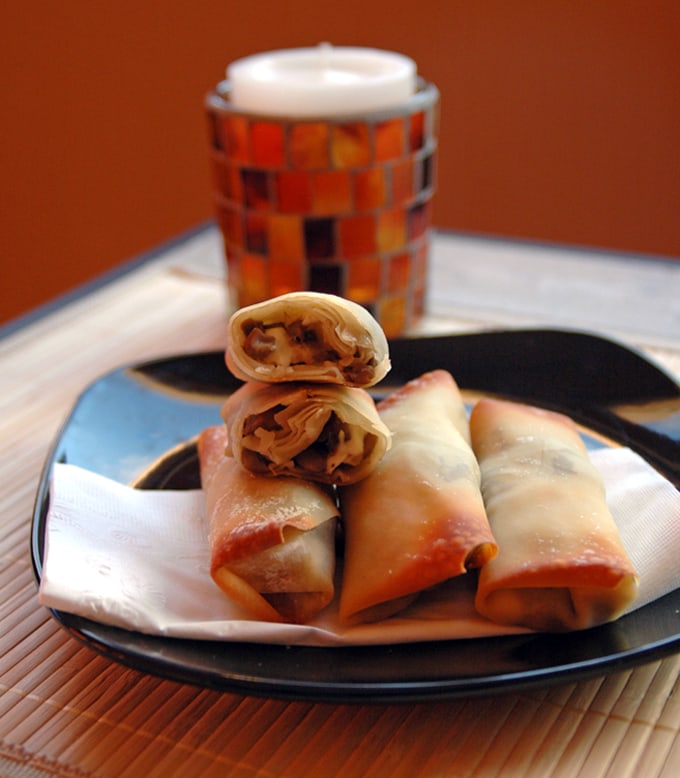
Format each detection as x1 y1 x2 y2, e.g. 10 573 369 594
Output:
227 44 417 117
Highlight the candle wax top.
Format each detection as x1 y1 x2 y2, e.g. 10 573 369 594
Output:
227 45 417 117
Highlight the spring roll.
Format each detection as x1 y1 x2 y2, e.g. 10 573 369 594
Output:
225 291 391 387
338 370 498 624
198 425 339 624
221 380 391 486
470 398 639 632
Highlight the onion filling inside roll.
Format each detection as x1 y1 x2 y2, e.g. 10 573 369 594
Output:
240 405 380 479
222 381 391 486
240 318 376 385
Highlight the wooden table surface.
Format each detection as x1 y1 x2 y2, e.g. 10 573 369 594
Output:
2 225 679 777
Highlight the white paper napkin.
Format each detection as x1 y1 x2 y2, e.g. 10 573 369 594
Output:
38 448 680 646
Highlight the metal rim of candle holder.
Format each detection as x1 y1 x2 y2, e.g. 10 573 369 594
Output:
205 77 439 122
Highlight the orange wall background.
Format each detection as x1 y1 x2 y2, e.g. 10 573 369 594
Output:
2 1 679 325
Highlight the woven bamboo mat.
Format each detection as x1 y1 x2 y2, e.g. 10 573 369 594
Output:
2 228 679 777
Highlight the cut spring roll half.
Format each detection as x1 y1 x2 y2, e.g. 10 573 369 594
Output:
338 370 498 624
470 398 639 632
225 291 391 387
198 425 339 624
221 381 391 486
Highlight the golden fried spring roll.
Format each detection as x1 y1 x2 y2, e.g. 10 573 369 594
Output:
338 370 498 624
225 291 391 387
198 426 339 624
470 398 639 632
221 381 391 486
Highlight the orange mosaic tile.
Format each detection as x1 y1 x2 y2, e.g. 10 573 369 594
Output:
251 121 286 167
377 207 407 253
276 170 313 213
225 163 243 202
354 167 387 211
331 122 371 168
239 254 269 304
391 158 414 204
408 200 430 240
268 214 304 260
289 122 330 169
212 156 243 202
217 205 244 249
312 170 353 215
375 117 406 162
338 214 377 258
409 111 426 152
378 295 407 338
269 259 305 297
414 241 429 286
221 115 250 163
388 252 412 292
346 257 382 303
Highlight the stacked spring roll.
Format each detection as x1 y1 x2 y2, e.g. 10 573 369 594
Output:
221 292 392 486
198 292 392 623
225 291 391 388
220 380 390 486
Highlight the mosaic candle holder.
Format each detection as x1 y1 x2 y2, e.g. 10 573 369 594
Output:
205 79 438 337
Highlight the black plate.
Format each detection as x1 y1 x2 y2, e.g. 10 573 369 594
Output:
31 330 680 703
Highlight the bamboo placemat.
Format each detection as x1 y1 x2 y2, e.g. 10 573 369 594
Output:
2 227 679 777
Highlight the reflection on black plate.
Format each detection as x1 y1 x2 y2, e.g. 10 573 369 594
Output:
31 330 680 703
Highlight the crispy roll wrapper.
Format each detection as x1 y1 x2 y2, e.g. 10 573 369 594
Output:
221 381 391 486
470 398 639 632
338 370 498 624
198 426 338 624
225 291 391 388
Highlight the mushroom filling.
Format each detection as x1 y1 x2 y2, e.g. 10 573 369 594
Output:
241 410 378 478
242 319 340 366
241 318 377 384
